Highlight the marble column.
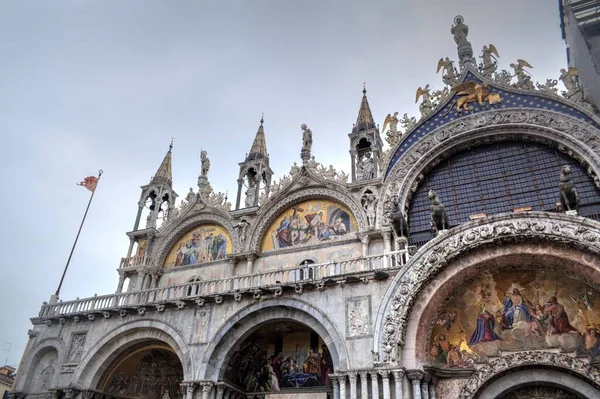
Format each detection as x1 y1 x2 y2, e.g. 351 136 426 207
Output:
421 374 431 399
382 231 392 268
180 382 197 399
330 374 341 399
379 370 391 399
216 384 225 399
360 235 370 258
348 372 357 399
339 373 347 399
116 273 126 293
392 369 404 399
200 381 213 399
359 371 369 399
429 377 438 399
246 254 255 275
406 370 424 399
370 371 379 399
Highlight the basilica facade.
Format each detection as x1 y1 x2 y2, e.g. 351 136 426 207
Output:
12 16 600 399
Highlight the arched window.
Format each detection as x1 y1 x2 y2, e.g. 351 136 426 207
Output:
408 141 600 247
186 277 202 297
297 259 315 281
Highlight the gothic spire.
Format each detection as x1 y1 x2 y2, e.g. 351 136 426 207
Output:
151 140 173 187
246 115 269 161
353 84 376 133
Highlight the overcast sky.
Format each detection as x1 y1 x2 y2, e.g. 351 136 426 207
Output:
0 1 566 368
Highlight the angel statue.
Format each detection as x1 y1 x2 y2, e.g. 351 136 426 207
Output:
200 151 210 176
382 112 400 146
437 57 459 87
479 44 499 77
510 59 534 90
535 79 559 96
415 85 433 117
559 67 584 103
400 113 417 132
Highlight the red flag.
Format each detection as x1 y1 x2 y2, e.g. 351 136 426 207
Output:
77 176 98 192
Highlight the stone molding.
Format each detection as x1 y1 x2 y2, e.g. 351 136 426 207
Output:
374 212 600 364
458 351 600 398
152 212 240 269
378 108 600 226
247 184 368 253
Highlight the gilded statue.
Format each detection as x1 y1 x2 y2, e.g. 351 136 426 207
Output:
479 44 499 77
437 57 459 87
510 59 534 90
415 85 433 117
444 81 501 116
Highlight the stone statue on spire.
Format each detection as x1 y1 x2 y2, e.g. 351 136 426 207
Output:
451 15 476 69
200 151 210 176
300 123 313 165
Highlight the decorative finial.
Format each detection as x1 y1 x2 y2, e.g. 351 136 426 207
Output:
260 112 264 125
363 81 367 95
169 138 173 151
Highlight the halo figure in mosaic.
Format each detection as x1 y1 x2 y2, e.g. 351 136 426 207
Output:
479 44 499 77
559 165 580 212
428 189 449 233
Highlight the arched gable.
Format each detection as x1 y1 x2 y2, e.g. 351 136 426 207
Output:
15 337 66 392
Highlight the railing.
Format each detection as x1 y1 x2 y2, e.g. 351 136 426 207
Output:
39 250 410 318
119 254 151 268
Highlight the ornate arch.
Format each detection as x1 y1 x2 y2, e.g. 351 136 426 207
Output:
459 352 600 398
377 108 600 224
373 212 600 367
152 211 240 268
247 184 367 253
199 298 349 381
15 337 66 392
72 319 193 388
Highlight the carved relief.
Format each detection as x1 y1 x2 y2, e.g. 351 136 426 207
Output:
66 333 86 364
347 296 371 338
377 213 600 363
192 307 212 344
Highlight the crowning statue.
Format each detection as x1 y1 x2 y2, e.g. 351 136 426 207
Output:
300 123 313 165
559 67 584 103
437 57 459 87
510 59 534 90
451 15 476 67
382 112 400 146
415 85 433 117
479 44 500 77
201 151 210 176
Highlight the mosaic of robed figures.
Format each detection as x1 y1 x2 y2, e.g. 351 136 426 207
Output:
99 345 183 399
225 322 334 392
428 270 600 368
261 199 358 252
163 224 232 268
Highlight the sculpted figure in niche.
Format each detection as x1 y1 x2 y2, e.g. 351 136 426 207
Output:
235 218 250 245
40 365 55 389
245 180 256 208
358 152 375 180
362 192 378 227
67 334 86 363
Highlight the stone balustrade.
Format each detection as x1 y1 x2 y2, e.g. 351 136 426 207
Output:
38 249 409 319
119 254 151 268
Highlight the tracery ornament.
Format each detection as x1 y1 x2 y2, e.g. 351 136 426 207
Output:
247 182 367 253
378 108 600 225
376 212 600 363
458 351 600 398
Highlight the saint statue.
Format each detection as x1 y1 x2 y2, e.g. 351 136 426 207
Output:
244 180 256 208
200 151 210 176
451 15 469 46
301 123 312 152
358 152 375 180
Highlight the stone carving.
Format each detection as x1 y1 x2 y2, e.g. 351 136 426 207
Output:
379 108 600 225
493 69 513 86
437 57 459 87
560 67 584 104
510 59 534 90
347 297 371 338
200 151 210 176
289 162 300 177
40 365 54 389
383 112 401 146
400 113 417 132
416 85 433 117
479 44 499 77
301 124 312 152
388 196 409 238
429 190 449 233
560 165 580 212
235 218 250 245
185 188 195 203
67 333 86 364
244 180 257 208
362 192 378 227
27 329 38 339
357 152 376 180
536 79 559 96
431 88 451 109
458 351 600 398
248 187 367 253
378 212 600 360
451 15 469 46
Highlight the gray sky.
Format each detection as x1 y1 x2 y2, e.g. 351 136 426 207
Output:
0 0 566 368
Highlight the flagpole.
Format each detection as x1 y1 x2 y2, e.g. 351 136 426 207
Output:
55 170 103 298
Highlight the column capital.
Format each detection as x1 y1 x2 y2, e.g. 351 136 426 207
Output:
382 230 392 240
406 369 424 382
422 373 432 383
180 382 197 393
329 373 341 383
358 370 369 378
347 371 358 381
378 369 390 379
63 388 78 399
391 369 405 379
200 380 214 392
